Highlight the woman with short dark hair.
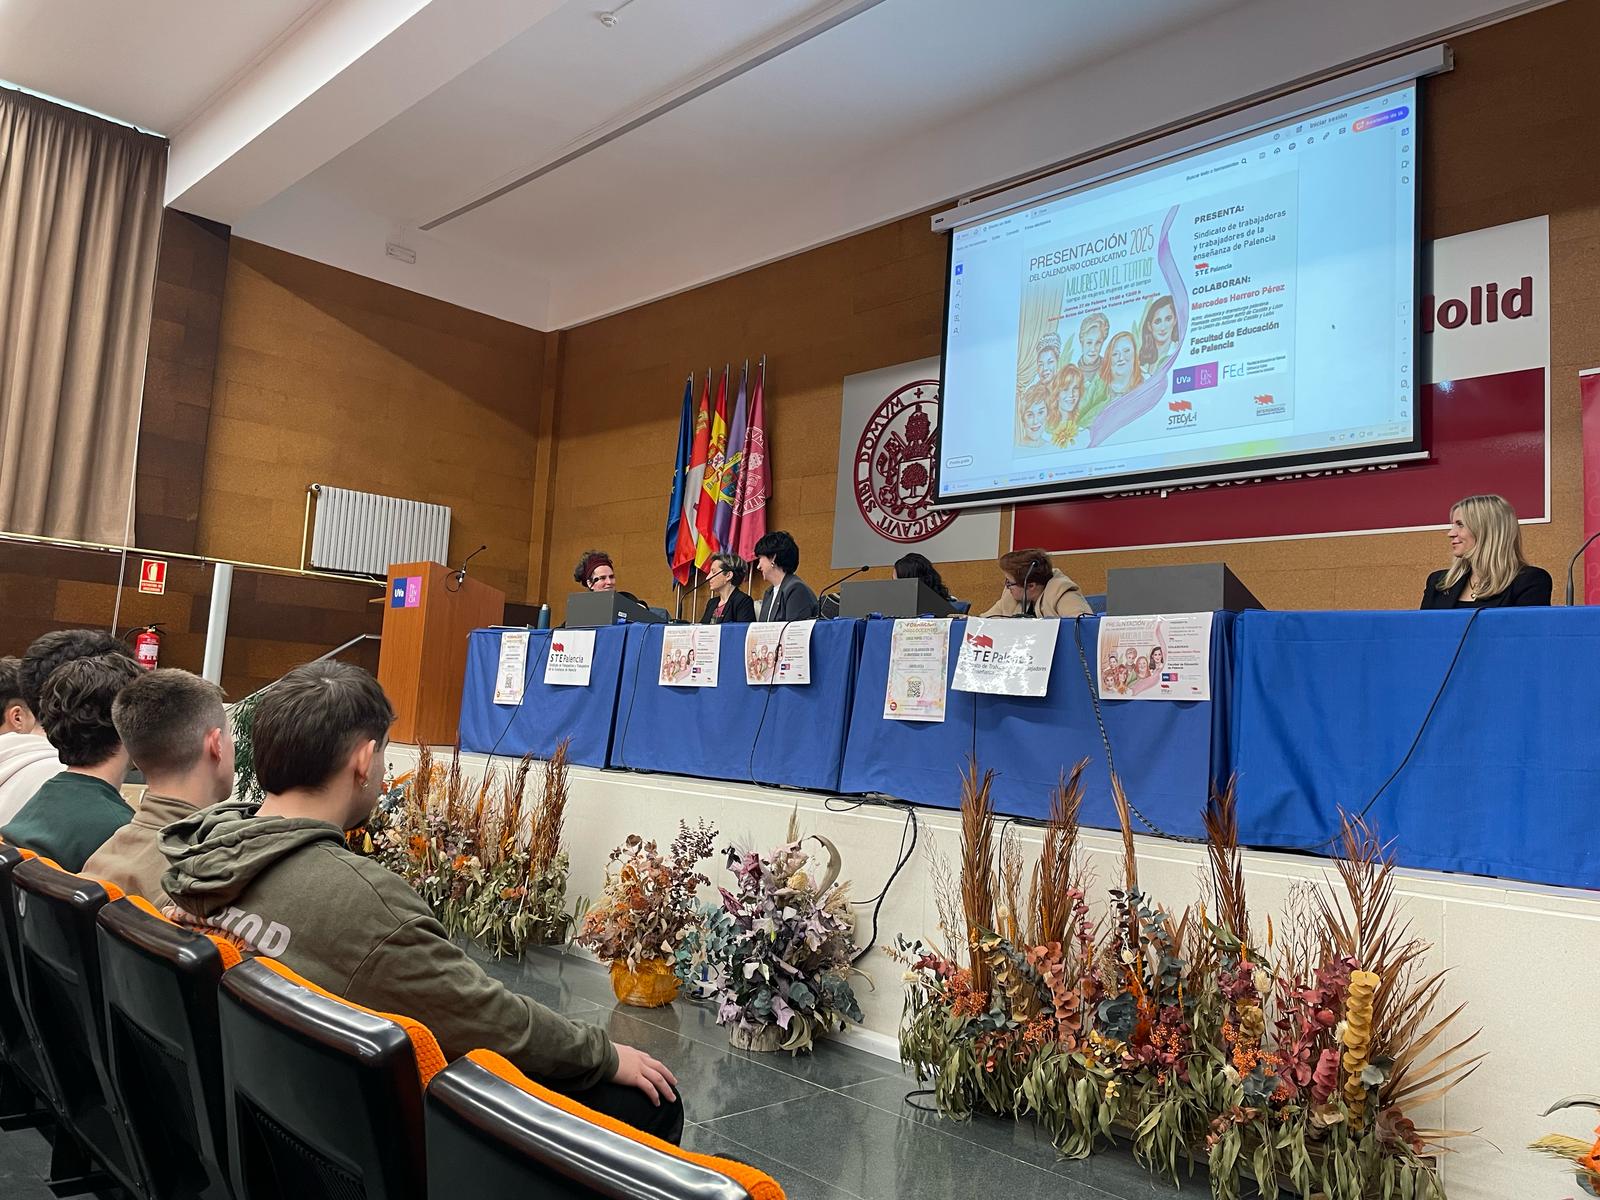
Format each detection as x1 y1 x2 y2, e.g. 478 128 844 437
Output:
700 553 757 624
753 531 818 621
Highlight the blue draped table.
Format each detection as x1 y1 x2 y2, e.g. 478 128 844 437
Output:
610 619 863 791
458 626 629 767
1231 608 1599 890
839 614 1235 833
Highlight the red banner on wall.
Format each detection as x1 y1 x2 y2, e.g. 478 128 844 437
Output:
1013 217 1550 553
1581 369 1600 604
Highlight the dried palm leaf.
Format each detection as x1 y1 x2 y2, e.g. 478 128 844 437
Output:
1030 762 1086 947
1202 779 1250 948
1108 769 1138 895
959 757 998 992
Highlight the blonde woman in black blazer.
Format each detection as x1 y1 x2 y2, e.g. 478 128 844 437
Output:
1420 494 1551 609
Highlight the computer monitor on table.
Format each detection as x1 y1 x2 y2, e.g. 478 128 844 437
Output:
565 592 668 628
837 579 955 619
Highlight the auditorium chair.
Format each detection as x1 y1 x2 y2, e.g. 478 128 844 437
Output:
12 856 151 1196
217 957 444 1200
0 840 51 1126
425 1049 786 1200
97 895 242 1200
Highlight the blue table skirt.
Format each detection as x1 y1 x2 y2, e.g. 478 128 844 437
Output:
1230 609 1599 890
458 626 628 767
610 620 863 791
840 615 1235 834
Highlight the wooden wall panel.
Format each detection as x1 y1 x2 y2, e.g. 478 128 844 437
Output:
200 241 547 602
0 543 382 700
544 2 1600 617
136 209 230 554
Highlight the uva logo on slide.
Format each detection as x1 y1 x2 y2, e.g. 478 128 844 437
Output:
854 380 955 544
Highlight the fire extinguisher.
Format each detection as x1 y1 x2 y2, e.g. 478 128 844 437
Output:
131 624 162 670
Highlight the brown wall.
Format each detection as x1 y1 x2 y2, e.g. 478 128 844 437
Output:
199 240 547 602
0 543 380 700
541 2 1600 618
136 209 230 554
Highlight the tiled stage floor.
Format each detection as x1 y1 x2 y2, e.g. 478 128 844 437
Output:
0 944 1233 1199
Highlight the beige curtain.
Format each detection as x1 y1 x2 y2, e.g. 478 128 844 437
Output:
0 87 167 544
1014 274 1066 394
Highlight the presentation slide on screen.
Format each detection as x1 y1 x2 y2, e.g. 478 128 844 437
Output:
938 85 1417 503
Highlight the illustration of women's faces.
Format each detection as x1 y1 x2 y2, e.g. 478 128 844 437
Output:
1022 397 1048 440
1079 320 1107 366
1150 302 1177 352
1110 335 1136 386
1036 346 1059 385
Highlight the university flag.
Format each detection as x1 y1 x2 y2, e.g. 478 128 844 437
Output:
665 376 695 585
693 365 730 569
714 364 748 552
729 357 770 561
673 370 712 579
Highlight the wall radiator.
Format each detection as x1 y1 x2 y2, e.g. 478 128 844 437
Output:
307 485 451 575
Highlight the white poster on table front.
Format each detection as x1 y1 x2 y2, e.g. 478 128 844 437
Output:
745 621 814 685
832 358 1002 569
1096 613 1213 701
659 625 720 687
542 629 596 687
883 619 951 722
950 617 1057 698
493 630 529 705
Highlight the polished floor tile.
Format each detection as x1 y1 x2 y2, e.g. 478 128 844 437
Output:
704 1089 1122 1200
684 1123 863 1200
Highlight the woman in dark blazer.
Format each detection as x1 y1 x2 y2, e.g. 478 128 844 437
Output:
1420 493 1552 609
699 552 757 624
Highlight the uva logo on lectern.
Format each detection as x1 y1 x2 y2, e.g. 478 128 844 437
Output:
854 380 954 543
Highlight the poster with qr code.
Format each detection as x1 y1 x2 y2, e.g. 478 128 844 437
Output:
883 618 951 722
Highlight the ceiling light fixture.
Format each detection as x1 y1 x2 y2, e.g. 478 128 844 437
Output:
596 0 637 28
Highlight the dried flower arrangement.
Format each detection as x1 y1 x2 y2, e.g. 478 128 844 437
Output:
892 758 1482 1199
1530 1096 1600 1197
577 820 719 1006
675 815 864 1053
357 742 577 956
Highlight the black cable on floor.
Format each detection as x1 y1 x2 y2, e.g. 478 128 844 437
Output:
821 795 918 966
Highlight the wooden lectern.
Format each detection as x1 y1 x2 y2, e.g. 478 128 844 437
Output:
377 561 505 746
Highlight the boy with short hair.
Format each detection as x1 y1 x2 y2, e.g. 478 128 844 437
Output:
160 661 685 1143
0 653 145 870
0 630 132 825
84 669 235 907
1 657 34 734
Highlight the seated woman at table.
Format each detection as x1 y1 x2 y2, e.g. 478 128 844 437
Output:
754 531 819 622
894 552 967 611
1420 493 1552 608
699 553 756 624
574 549 618 592
980 549 1092 618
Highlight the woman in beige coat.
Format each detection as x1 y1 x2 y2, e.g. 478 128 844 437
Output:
980 549 1092 618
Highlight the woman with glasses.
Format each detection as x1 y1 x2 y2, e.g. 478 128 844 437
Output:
980 548 1091 618
699 553 756 624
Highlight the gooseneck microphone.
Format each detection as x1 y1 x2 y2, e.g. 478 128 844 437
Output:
1564 531 1600 606
817 565 870 620
454 544 487 586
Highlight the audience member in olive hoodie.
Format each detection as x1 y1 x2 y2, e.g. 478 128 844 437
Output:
84 669 236 908
1 653 144 871
159 661 683 1143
